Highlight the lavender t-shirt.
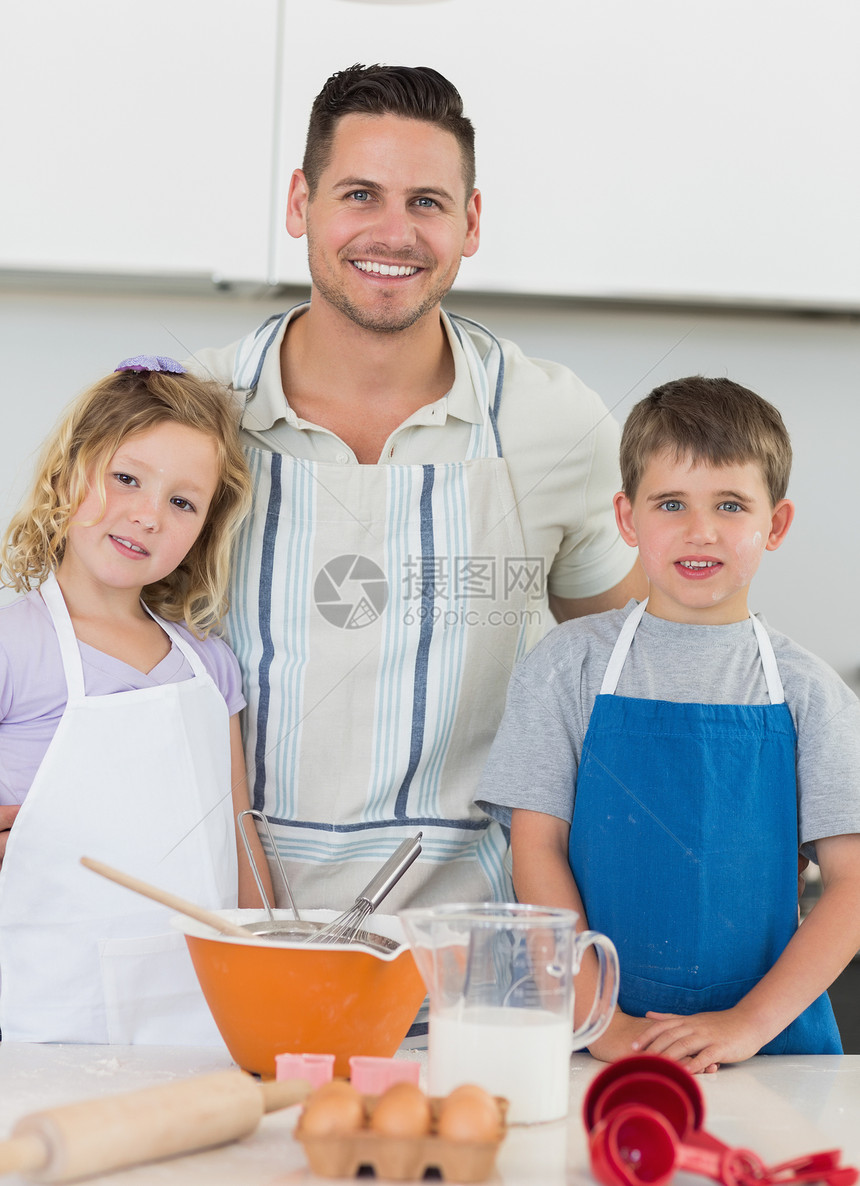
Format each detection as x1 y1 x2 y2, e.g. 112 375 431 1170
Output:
0 589 245 805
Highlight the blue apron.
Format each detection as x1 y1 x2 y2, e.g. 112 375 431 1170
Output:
569 599 841 1055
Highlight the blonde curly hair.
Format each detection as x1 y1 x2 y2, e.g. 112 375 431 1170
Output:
1 366 252 636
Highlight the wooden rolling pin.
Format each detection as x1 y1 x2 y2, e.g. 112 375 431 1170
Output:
0 1069 309 1182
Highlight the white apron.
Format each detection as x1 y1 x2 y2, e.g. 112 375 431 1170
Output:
227 310 544 910
0 575 236 1044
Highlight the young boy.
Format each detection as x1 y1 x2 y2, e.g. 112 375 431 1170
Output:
477 376 860 1073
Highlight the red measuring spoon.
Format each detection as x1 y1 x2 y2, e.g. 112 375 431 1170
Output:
589 1103 763 1186
583 1055 857 1186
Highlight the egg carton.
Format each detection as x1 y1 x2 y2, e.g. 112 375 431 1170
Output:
295 1095 507 1182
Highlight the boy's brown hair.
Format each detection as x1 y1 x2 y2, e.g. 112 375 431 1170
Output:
620 376 792 505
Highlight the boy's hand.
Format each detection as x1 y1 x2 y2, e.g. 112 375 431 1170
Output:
587 1010 663 1064
632 1008 766 1074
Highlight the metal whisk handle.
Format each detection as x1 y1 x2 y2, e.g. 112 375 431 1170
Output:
359 833 423 908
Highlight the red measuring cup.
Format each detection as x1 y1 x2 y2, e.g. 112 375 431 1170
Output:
588 1101 765 1186
582 1055 855 1186
584 1056 761 1186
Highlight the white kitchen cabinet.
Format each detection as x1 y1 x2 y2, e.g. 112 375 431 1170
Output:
0 0 280 282
272 0 860 310
1 0 858 308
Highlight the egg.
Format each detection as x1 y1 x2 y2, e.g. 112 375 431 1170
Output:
369 1081 432 1138
437 1084 502 1143
300 1079 365 1136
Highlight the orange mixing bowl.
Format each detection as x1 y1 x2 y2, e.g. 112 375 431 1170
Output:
174 909 426 1078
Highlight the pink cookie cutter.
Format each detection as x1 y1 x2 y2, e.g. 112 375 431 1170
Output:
348 1055 421 1095
275 1052 335 1089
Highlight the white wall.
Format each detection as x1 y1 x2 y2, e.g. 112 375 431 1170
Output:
1 280 858 686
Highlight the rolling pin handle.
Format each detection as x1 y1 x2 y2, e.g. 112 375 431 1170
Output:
0 1133 49 1177
259 1078 311 1113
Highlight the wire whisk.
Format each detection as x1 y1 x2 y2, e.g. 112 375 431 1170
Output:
307 832 423 946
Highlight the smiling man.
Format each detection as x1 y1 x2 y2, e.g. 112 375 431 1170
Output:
190 64 644 915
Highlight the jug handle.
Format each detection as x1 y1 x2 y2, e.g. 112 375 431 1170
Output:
571 930 620 1051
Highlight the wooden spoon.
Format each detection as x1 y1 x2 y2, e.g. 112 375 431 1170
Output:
80 856 250 939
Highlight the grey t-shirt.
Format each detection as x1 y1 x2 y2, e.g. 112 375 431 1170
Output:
476 601 860 861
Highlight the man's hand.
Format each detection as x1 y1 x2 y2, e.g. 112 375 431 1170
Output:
0 804 21 869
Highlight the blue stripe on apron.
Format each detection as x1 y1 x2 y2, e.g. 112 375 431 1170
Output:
415 471 466 819
394 466 436 818
253 453 281 809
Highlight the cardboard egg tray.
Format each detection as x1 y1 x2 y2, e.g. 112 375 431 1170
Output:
295 1093 508 1182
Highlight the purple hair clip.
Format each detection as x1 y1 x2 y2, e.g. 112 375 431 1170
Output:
114 355 187 375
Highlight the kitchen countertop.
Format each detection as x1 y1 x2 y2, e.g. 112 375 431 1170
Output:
0 1044 858 1184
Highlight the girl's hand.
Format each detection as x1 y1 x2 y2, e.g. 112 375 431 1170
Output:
0 804 21 869
632 1008 766 1074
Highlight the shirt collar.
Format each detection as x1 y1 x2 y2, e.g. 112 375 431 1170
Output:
240 304 485 433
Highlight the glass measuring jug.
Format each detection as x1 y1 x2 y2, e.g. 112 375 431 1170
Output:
400 903 619 1124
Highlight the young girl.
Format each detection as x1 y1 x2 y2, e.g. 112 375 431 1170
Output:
0 355 272 1045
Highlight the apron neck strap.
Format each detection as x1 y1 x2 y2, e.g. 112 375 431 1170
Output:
446 313 504 461
600 598 648 694
600 598 785 704
142 609 209 677
39 573 86 700
39 573 209 692
232 309 294 395
749 611 785 704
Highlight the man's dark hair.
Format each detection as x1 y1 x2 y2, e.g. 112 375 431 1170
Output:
302 63 476 198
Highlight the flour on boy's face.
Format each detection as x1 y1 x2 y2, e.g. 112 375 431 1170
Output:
614 451 794 626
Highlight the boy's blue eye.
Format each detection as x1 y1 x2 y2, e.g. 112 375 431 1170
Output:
719 501 742 513
660 500 682 512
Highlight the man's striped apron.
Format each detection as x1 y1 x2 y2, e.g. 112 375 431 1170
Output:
227 311 544 912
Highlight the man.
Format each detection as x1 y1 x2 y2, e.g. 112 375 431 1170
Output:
191 64 644 912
